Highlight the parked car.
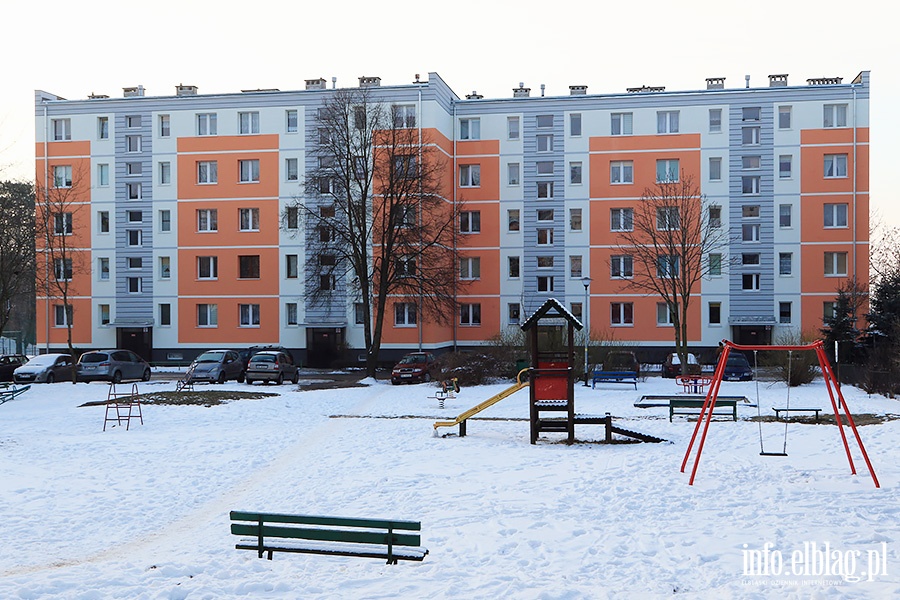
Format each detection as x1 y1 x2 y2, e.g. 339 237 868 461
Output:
723 352 754 381
0 354 28 382
239 345 295 370
600 351 641 377
662 352 701 378
245 351 299 385
76 349 151 383
13 353 75 384
187 349 245 384
391 352 436 385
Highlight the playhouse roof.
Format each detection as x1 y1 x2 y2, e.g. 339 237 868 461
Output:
520 298 584 331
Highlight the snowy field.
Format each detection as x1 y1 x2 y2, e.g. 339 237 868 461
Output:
0 371 898 599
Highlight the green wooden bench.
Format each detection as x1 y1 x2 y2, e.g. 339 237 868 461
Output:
669 398 737 422
229 511 428 564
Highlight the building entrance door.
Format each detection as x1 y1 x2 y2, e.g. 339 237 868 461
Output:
306 328 344 368
733 325 771 346
117 327 152 361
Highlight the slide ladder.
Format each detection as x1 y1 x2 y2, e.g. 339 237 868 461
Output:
433 369 529 437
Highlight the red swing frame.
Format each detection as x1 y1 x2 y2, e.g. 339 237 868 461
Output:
680 340 880 488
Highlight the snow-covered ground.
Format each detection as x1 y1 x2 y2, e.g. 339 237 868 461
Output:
1 372 898 599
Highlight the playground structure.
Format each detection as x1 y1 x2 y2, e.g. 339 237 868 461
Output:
680 340 880 487
103 382 144 431
434 298 663 445
0 383 30 405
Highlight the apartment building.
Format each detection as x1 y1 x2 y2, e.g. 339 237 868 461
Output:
34 71 869 365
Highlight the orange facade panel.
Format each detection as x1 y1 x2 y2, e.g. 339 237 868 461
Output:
177 247 280 297
589 134 701 200
177 297 280 345
177 134 280 154
455 139 500 156
34 140 91 158
36 297 92 346
177 199 280 248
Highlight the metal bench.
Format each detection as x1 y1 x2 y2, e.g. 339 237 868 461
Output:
773 407 822 423
591 370 638 390
230 511 428 564
669 398 737 422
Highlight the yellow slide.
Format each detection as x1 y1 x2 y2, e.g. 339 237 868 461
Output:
433 369 529 434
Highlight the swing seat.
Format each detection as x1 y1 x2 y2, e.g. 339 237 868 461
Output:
759 451 788 457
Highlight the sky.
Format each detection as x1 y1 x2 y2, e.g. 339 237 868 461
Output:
0 371 896 596
2 0 897 228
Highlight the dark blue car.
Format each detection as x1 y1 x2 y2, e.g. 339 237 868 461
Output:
723 352 754 381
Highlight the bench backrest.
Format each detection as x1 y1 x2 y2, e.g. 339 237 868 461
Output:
593 371 636 377
230 511 422 547
670 399 735 408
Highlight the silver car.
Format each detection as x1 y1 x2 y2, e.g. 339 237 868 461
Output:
77 349 151 383
13 353 75 384
245 351 299 385
187 349 245 384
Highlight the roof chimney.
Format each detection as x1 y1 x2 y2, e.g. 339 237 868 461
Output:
745 75 751 88
768 74 788 87
123 85 145 97
807 76 843 86
175 84 197 96
466 91 483 100
88 93 109 99
569 85 587 95
305 78 327 90
513 82 530 98
358 76 381 87
626 85 665 93
706 77 725 90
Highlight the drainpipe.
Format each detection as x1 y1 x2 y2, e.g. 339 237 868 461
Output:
851 85 858 283
43 102 50 352
452 98 458 352
417 83 423 352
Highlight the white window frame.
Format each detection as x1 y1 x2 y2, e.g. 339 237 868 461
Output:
778 106 792 129
709 109 722 133
779 204 792 228
197 209 218 232
239 159 260 183
197 113 217 136
459 164 481 187
197 161 218 184
197 256 218 280
507 162 520 186
159 114 170 137
507 116 519 140
569 208 582 232
824 203 849 228
460 211 481 234
286 303 299 326
507 209 520 232
824 154 848 179
459 256 481 280
197 303 218 327
52 118 71 141
239 111 260 135
656 303 674 326
459 118 480 140
742 223 761 242
611 302 634 326
239 303 261 327
53 165 72 188
709 157 722 181
570 113 582 136
742 273 761 291
395 302 417 326
611 208 634 232
98 257 110 281
536 275 554 293
286 254 299 279
286 110 298 133
285 158 299 181
657 111 679 134
779 155 792 179
98 116 109 140
611 112 633 135
126 229 142 247
508 256 520 279
656 207 680 231
159 161 171 185
824 104 847 128
824 252 848 276
569 255 583 279
610 255 633 279
656 159 680 183
160 256 171 280
537 228 554 246
536 134 553 152
610 161 633 184
779 252 792 276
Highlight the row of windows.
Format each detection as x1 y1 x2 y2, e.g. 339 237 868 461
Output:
58 295 837 330
65 104 417 144
50 103 849 148
452 104 848 143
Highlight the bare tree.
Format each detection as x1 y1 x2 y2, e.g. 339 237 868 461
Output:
286 87 460 376
0 181 35 347
35 166 88 380
614 173 729 374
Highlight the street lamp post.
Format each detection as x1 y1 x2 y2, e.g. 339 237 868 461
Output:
582 276 592 386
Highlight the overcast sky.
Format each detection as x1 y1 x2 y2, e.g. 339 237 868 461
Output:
2 0 896 229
